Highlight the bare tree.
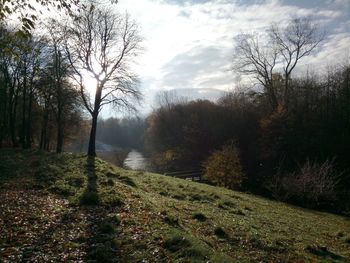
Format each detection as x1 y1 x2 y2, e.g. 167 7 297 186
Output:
42 20 81 153
233 33 279 110
233 17 323 110
270 18 324 106
65 4 142 156
154 90 188 110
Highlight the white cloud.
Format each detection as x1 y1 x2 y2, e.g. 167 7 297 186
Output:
97 0 350 117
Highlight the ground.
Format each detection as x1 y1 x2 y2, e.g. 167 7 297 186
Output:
0 149 349 262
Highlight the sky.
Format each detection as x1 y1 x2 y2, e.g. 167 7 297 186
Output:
22 0 349 117
97 0 350 117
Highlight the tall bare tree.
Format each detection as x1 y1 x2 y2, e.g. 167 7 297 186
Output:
233 33 279 110
233 17 323 111
270 18 324 106
65 4 142 156
42 20 81 153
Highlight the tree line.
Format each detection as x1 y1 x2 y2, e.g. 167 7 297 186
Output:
0 2 142 155
96 117 146 150
143 18 350 213
144 64 350 212
0 24 84 152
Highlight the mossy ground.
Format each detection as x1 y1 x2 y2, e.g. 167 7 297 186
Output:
0 148 349 262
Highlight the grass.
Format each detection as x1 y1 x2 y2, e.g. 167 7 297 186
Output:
0 148 350 262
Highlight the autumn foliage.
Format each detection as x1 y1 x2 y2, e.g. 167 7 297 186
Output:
204 143 245 189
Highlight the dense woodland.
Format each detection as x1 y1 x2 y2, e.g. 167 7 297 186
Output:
144 65 350 212
0 1 141 156
0 24 86 152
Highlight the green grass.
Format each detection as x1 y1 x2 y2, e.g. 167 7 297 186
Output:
0 148 349 262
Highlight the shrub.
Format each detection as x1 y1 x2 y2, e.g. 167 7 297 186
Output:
204 143 245 189
267 159 341 207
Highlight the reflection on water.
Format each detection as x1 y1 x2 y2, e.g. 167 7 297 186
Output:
123 150 147 170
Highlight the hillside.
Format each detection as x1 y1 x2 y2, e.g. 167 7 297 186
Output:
0 149 349 262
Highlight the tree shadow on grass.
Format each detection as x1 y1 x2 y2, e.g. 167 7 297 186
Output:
82 156 121 263
80 156 99 206
29 155 122 262
306 245 347 261
0 154 124 262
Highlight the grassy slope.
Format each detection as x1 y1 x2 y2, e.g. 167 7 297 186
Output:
0 149 349 262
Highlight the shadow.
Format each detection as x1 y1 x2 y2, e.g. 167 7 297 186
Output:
20 207 86 261
15 156 122 262
1 150 128 262
306 245 347 261
79 156 99 206
86 156 97 189
83 156 121 263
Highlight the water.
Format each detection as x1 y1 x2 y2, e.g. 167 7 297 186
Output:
123 150 147 170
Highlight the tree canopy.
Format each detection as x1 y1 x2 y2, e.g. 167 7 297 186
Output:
0 0 81 34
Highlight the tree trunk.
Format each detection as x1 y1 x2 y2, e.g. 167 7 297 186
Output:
21 79 27 148
46 124 51 151
40 110 48 149
88 85 102 156
266 82 279 111
56 111 64 153
88 110 98 156
10 89 19 147
283 73 290 110
8 75 18 147
54 46 64 153
26 86 33 148
0 70 7 147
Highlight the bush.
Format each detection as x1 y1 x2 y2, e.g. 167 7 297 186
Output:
267 159 341 208
204 143 245 189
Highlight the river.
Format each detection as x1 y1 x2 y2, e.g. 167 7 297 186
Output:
123 149 148 170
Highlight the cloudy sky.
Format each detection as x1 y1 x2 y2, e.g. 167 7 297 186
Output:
102 0 349 116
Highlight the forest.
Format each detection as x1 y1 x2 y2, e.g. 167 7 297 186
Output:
143 65 350 212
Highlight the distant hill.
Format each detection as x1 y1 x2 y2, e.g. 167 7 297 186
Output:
0 149 349 262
